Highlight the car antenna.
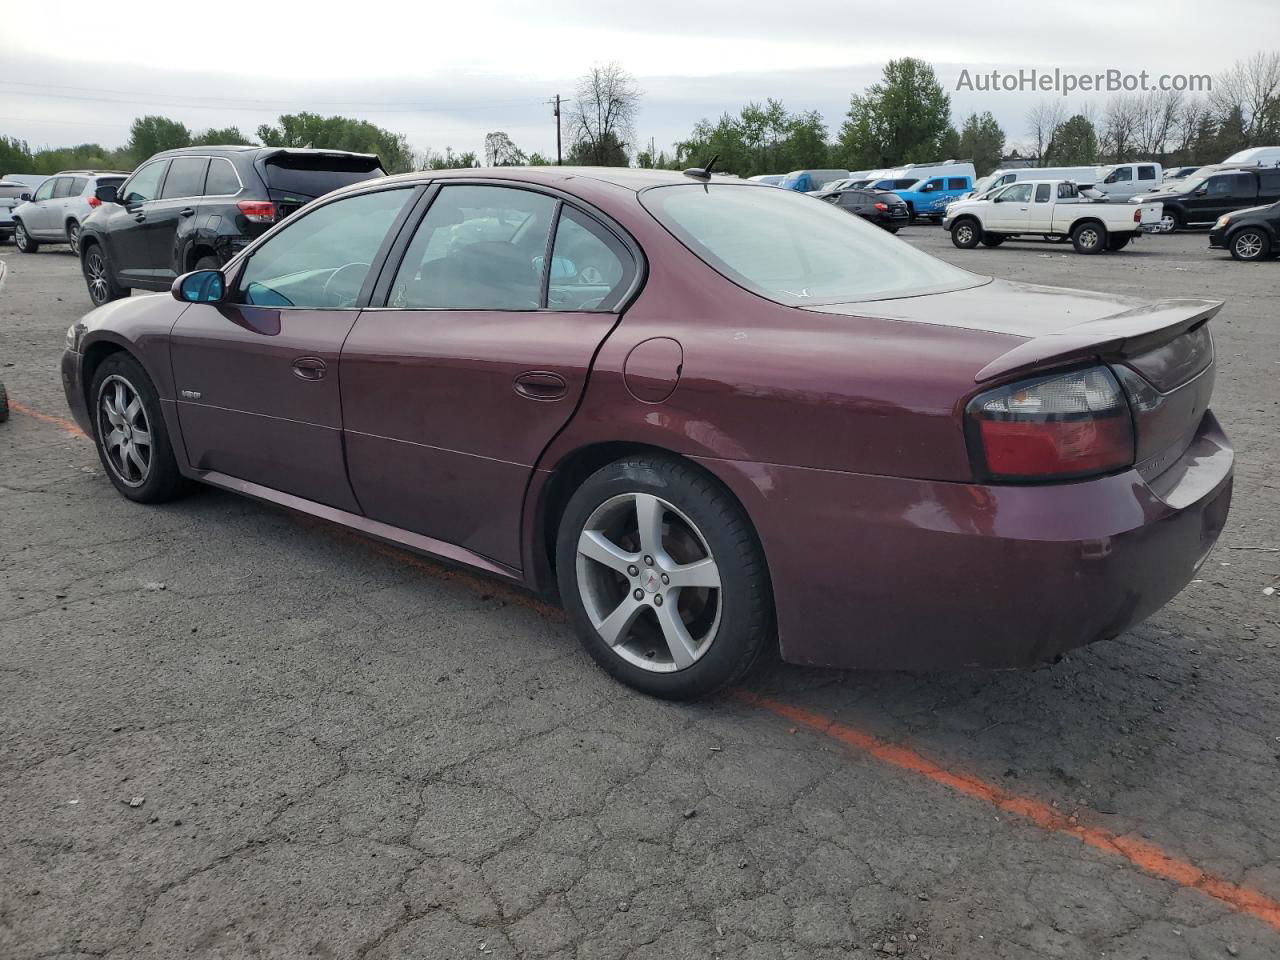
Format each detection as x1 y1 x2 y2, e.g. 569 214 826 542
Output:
682 154 719 180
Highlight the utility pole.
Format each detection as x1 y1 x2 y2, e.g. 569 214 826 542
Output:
548 94 562 165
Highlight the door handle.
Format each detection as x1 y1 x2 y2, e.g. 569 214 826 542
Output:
292 357 327 381
133 212 146 222
179 207 196 217
513 371 567 400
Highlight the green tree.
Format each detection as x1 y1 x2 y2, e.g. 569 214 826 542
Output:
483 131 526 166
1046 114 1097 165
957 112 1006 175
257 113 414 172
192 126 253 146
781 111 830 170
526 152 552 166
127 115 192 163
567 130 628 166
0 136 34 176
837 58 952 168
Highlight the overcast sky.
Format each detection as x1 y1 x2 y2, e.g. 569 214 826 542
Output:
3 0 1278 166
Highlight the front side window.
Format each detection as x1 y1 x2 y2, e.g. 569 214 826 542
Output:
33 179 56 202
389 185 556 310
641 183 980 307
122 161 168 205
205 158 241 196
547 207 632 311
162 157 209 199
1206 176 1235 197
1003 183 1034 203
1106 166 1133 183
237 188 411 309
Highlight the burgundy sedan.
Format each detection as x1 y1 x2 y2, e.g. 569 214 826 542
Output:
61 167 1233 699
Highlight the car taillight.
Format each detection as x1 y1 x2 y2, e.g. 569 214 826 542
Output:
237 200 276 224
966 366 1134 481
1133 208 1142 223
87 195 101 208
874 202 889 212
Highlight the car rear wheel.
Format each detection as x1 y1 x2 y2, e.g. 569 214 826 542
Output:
14 221 38 253
90 353 185 504
1071 221 1106 254
82 243 130 306
1160 208 1182 232
980 235 1005 247
1228 228 1270 262
0 381 8 422
951 219 981 248
556 456 773 700
66 221 81 255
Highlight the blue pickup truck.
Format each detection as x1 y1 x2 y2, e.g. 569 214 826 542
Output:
868 175 973 221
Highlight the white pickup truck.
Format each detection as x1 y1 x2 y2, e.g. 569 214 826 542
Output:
942 180 1164 254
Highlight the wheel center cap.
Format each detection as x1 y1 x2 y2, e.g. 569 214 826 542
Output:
642 570 661 594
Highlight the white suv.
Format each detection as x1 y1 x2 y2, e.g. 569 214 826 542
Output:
12 170 128 255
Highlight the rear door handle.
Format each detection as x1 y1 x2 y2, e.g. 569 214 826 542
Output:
513 371 567 400
292 356 327 381
179 207 196 217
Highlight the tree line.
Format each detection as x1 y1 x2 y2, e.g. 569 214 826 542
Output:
3 52 1277 180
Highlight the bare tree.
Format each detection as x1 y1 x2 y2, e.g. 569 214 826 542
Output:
567 63 641 166
1026 100 1067 160
483 131 526 167
1101 94 1143 161
1133 90 1183 158
1211 51 1280 145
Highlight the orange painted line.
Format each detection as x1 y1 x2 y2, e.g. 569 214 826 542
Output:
9 401 88 439
734 690 1280 932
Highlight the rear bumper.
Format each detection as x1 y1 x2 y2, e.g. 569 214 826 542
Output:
706 411 1233 670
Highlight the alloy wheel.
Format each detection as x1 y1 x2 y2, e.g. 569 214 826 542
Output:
955 224 974 245
1233 232 1263 260
97 375 152 487
85 249 109 304
575 493 722 673
1079 228 1100 249
67 223 80 255
15 222 30 251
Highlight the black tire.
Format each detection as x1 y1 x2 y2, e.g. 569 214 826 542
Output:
1106 234 1133 251
1161 207 1182 232
885 226 900 234
193 254 221 271
556 455 773 700
0 381 8 423
82 242 130 306
66 220 82 255
950 218 981 248
980 235 1005 247
89 353 185 504
1228 227 1270 262
1071 221 1106 254
14 220 38 253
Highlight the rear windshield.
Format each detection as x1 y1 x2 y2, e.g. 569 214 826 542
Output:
640 184 981 306
262 153 386 201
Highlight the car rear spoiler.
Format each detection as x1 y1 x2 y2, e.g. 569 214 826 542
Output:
975 298 1223 383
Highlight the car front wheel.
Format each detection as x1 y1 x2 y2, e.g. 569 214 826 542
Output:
14 221 38 253
951 219 981 248
556 456 773 699
90 353 185 503
1229 228 1270 262
82 243 130 306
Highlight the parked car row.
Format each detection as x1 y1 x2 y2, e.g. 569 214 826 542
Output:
6 171 128 254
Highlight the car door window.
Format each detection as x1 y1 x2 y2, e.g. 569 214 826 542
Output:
69 177 89 196
1004 184 1033 203
948 178 967 190
52 178 73 199
1035 183 1052 202
122 161 168 206
1138 166 1156 182
204 158 241 196
1109 167 1133 183
237 187 411 309
161 157 209 199
32 179 56 202
1206 177 1234 198
389 185 557 310
546 206 633 311
1232 176 1258 199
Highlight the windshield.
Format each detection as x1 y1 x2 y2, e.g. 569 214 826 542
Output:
971 176 993 194
640 183 981 306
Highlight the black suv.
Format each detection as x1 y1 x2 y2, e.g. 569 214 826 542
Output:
1143 164 1280 231
79 146 386 305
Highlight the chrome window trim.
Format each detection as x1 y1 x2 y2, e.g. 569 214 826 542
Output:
155 155 246 203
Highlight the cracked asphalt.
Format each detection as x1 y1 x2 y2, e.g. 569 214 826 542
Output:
1 228 1278 960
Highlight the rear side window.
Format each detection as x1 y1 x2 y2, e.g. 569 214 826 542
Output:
948 178 967 189
1138 166 1156 181
161 157 209 199
238 188 411 308
547 207 633 311
52 178 74 199
1260 172 1280 194
69 177 89 195
204 158 241 196
261 153 386 202
1035 183 1052 202
389 184 556 310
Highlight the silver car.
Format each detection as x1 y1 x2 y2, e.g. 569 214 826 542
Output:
12 170 128 255
0 179 35 244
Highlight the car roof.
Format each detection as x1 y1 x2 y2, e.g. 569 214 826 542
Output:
48 169 130 176
370 166 770 195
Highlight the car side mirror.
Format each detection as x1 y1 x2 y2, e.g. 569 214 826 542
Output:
173 269 226 304
20 192 31 202
992 195 1004 203
94 184 119 204
1194 187 1207 196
